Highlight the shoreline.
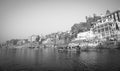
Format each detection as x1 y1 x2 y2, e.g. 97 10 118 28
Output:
1 40 120 51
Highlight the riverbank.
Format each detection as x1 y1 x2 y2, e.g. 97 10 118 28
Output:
1 39 120 51
56 40 120 51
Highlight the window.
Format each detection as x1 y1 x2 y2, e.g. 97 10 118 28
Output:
103 19 106 22
115 13 118 21
118 12 120 21
105 27 108 31
108 16 111 21
110 15 112 18
105 23 107 26
98 30 100 33
109 27 111 30
109 23 112 26
119 12 120 18
102 33 105 36
100 25 103 28
102 28 104 32
113 14 116 21
112 14 114 20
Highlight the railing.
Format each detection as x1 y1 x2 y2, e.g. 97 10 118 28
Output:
93 19 114 28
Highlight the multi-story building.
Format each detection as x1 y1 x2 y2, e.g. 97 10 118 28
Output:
92 10 120 40
103 10 120 22
76 31 95 41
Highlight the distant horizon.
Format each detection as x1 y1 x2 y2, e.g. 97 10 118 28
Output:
0 0 120 43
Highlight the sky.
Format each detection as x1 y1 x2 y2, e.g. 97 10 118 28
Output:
0 0 120 42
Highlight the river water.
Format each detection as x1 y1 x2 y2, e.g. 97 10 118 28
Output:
0 47 120 71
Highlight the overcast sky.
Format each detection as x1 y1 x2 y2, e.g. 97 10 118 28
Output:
0 0 120 42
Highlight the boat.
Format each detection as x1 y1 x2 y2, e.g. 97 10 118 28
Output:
57 44 81 51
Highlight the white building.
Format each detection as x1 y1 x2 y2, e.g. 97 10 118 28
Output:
75 31 95 41
42 38 54 44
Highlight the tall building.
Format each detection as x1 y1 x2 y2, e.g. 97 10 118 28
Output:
92 10 120 39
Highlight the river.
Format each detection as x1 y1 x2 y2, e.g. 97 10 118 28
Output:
0 47 120 71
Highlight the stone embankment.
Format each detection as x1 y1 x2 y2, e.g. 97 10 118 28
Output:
58 40 120 51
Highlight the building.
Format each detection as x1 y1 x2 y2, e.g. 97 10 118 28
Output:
28 35 40 42
103 10 120 23
17 39 27 45
92 10 120 40
75 30 95 41
42 38 55 46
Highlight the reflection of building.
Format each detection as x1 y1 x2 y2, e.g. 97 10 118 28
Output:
92 10 120 39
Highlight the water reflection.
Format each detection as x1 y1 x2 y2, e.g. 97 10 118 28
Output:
0 48 120 71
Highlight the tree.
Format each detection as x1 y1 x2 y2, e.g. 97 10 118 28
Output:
86 14 101 26
36 35 40 42
9 39 19 45
70 22 90 38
